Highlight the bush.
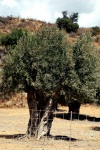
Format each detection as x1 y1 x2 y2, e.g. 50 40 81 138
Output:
0 28 28 48
91 26 100 36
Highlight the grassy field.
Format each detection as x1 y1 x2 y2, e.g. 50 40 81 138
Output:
0 104 100 150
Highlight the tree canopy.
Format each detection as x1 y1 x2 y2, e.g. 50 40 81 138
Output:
1 27 69 98
91 26 100 36
72 32 100 103
56 11 79 33
1 26 100 139
58 33 100 105
1 27 100 105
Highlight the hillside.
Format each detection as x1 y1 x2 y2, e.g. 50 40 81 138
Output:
0 16 100 49
0 16 100 68
0 16 54 67
0 16 53 34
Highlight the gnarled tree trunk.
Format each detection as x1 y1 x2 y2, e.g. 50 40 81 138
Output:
36 98 53 140
27 88 38 137
26 88 54 139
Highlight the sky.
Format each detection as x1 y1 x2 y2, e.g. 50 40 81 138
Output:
0 0 100 27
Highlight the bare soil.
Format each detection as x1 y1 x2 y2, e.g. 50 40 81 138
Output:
0 104 100 150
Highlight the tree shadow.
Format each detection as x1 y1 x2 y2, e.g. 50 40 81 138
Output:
0 134 25 139
55 109 66 112
0 133 78 142
53 135 78 141
54 112 100 122
91 126 100 131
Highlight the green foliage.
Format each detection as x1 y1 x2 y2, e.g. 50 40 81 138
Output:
91 26 100 36
56 11 79 33
60 32 100 104
72 32 100 103
0 33 5 45
1 27 69 96
0 28 28 48
57 32 100 105
1 27 100 105
70 12 78 23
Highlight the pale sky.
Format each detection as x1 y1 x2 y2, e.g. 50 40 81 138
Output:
0 0 100 27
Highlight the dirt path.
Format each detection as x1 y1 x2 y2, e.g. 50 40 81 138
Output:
0 105 100 150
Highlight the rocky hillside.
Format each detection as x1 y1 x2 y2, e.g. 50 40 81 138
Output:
0 16 54 66
0 16 100 49
0 16 53 34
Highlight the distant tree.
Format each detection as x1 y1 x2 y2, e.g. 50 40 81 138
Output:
0 28 28 49
56 11 79 33
62 11 68 18
69 12 78 23
91 26 100 36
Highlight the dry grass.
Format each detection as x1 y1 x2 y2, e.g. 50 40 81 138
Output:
0 16 53 34
0 104 100 150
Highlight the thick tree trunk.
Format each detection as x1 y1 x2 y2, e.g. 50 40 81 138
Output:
68 100 80 114
36 98 54 140
26 88 54 139
68 100 81 119
27 89 39 137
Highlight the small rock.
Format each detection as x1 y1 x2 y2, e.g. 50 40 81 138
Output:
5 100 12 107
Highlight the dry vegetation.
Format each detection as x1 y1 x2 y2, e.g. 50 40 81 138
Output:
0 16 53 34
0 16 100 48
0 105 100 150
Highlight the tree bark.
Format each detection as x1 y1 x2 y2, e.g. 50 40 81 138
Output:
26 88 54 139
36 98 54 140
68 100 80 114
27 89 39 137
68 100 81 119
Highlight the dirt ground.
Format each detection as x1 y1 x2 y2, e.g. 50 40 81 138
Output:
0 104 100 150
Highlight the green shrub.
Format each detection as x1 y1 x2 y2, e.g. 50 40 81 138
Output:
91 26 100 36
0 28 28 49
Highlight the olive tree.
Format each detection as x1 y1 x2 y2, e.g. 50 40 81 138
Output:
73 32 100 102
1 27 100 139
64 32 100 113
1 27 70 139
